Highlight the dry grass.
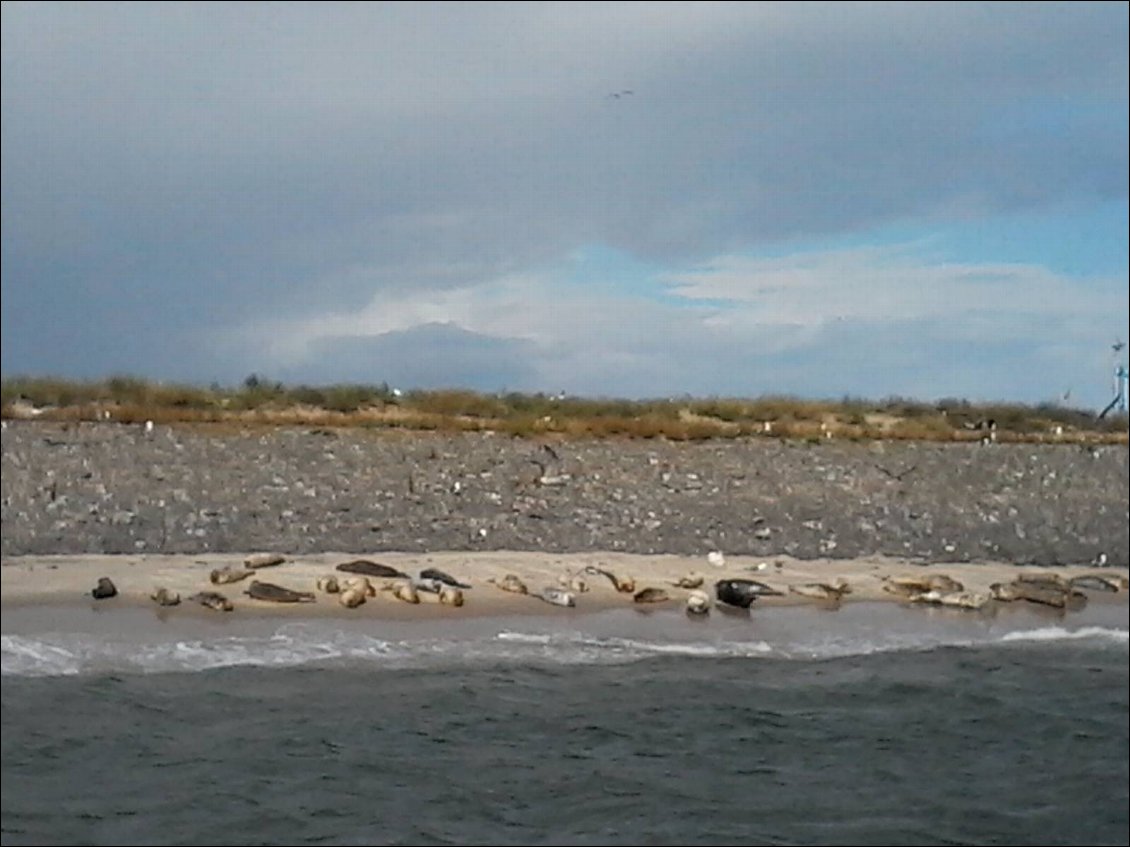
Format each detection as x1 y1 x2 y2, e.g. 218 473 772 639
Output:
2 376 1126 444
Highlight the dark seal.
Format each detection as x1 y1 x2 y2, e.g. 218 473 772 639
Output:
245 580 316 603
715 579 782 609
91 577 118 600
336 560 409 579
419 567 471 589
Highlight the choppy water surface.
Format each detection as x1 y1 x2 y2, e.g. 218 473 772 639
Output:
2 605 1127 846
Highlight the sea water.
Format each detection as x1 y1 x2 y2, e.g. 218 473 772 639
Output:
2 602 1127 846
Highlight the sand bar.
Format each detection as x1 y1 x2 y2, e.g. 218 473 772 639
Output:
3 550 1126 621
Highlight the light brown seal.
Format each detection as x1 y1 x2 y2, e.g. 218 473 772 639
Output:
244 553 287 569
338 588 367 608
488 574 529 595
584 566 636 593
150 587 181 607
670 572 705 589
316 576 341 594
685 589 711 615
910 590 990 610
438 585 465 607
211 566 254 585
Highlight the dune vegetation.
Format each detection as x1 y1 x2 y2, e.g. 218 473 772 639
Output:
1 374 1126 444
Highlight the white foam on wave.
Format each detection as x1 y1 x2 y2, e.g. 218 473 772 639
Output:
4 619 1125 678
999 625 1129 645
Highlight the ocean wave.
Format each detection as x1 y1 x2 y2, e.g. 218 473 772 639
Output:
999 625 1129 645
3 621 1125 678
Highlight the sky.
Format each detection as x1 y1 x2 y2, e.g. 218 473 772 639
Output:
2 1 1127 409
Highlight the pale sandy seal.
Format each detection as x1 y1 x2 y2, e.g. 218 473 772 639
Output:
685 589 712 615
488 574 529 595
392 581 420 604
336 560 410 579
438 585 465 607
244 580 316 603
789 579 852 602
244 553 287 569
91 577 118 600
910 590 989 610
188 591 234 612
338 588 367 608
420 567 471 589
150 587 181 607
670 572 705 589
537 587 576 608
883 574 964 597
316 576 341 594
633 587 670 604
558 572 590 593
211 566 254 585
715 579 781 609
342 576 376 597
1015 572 1071 591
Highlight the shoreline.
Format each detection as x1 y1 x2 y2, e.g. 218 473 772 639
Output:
3 551 1127 623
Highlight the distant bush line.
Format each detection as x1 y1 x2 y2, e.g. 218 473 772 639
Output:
1 374 1126 444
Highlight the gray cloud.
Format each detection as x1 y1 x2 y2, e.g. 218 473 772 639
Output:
2 2 1126 399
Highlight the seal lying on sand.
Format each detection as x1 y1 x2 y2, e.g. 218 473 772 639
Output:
488 574 529 594
883 574 964 597
537 587 576 607
670 572 705 589
150 587 181 607
316 576 340 594
1069 574 1125 593
187 591 234 612
910 590 989 610
438 585 465 607
685 589 712 615
584 566 636 593
91 577 118 600
244 553 287 569
211 566 254 585
633 587 669 604
244 580 316 603
336 560 410 579
789 580 852 603
419 567 471 589
338 587 366 608
990 581 1086 610
715 579 782 609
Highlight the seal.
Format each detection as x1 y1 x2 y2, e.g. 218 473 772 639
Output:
537 587 576 607
715 579 782 609
413 578 446 594
91 577 118 600
316 576 341 594
558 571 590 593
633 587 669 604
883 574 964 597
488 574 529 595
211 566 254 585
910 590 989 610
438 585 465 607
338 587 366 608
788 579 851 602
244 580 316 603
419 567 471 589
584 566 635 593
150 587 181 607
1016 572 1071 591
392 581 420 604
991 581 1085 610
244 553 287 569
336 560 410 579
685 589 711 615
1069 574 1123 593
670 572 705 589
187 591 234 612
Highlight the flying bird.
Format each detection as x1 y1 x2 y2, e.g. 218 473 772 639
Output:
606 89 634 99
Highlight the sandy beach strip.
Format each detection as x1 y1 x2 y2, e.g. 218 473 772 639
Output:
2 550 1126 622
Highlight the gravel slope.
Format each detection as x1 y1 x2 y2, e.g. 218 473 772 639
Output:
2 421 1126 566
